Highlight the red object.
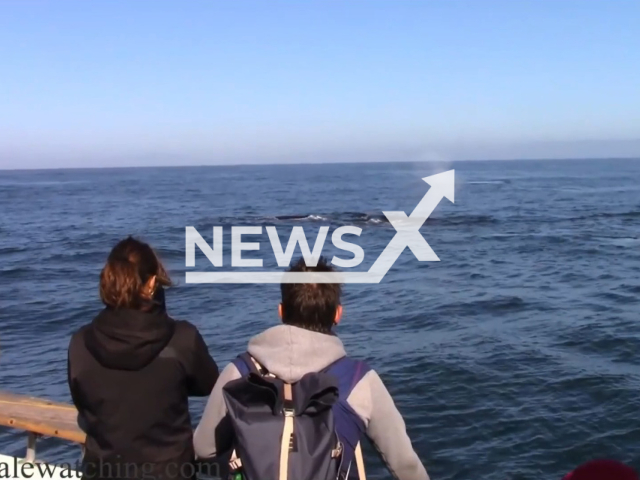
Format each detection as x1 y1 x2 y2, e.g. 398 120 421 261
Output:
563 460 638 480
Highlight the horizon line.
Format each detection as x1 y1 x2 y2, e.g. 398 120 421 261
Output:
1 155 639 173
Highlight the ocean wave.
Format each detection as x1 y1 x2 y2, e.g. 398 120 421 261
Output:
43 250 108 263
0 266 32 275
0 246 29 255
466 180 511 185
0 180 90 187
595 292 639 304
428 214 499 226
273 212 380 223
619 284 640 294
575 210 640 221
194 211 500 228
274 214 318 221
274 212 499 227
275 212 378 224
433 296 537 316
596 237 640 247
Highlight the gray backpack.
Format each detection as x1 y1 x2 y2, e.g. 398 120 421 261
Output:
222 353 367 480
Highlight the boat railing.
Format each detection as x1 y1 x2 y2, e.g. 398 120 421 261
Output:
0 391 85 463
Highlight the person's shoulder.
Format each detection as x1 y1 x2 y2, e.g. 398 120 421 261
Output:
172 319 200 336
170 319 210 352
340 355 374 373
69 309 106 344
71 322 91 336
168 319 201 345
344 358 382 391
330 355 376 391
214 358 243 387
69 323 91 346
67 323 93 363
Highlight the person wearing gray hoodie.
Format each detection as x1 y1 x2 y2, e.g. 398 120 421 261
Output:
193 258 429 480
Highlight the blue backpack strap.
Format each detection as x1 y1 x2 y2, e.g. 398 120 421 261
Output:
231 352 254 376
324 357 371 478
324 356 370 398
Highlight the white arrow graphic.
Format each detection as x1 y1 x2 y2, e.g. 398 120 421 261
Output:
185 170 454 284
365 169 455 281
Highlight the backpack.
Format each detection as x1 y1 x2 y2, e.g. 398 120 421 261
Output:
222 352 370 480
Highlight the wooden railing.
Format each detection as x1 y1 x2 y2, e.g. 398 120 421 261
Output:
0 391 84 461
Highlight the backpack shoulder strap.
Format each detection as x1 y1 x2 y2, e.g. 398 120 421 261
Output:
324 357 371 480
324 356 371 400
355 443 366 480
231 352 253 376
232 352 273 377
227 353 283 476
279 382 294 480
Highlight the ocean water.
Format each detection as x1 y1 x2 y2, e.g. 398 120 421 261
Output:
1 159 640 479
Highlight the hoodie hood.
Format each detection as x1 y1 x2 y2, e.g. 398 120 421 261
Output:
85 305 175 371
247 324 347 383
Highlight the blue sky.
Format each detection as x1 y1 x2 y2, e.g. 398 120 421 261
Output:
1 0 639 169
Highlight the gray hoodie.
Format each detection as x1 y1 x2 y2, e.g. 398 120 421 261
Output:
193 325 429 480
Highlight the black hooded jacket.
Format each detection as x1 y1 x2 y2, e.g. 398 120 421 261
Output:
68 295 219 480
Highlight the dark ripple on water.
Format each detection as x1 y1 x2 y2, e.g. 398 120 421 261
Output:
1 160 640 479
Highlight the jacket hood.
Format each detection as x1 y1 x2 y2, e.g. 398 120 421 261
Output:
247 324 347 383
85 303 175 371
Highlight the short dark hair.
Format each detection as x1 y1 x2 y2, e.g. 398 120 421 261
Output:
280 257 341 333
